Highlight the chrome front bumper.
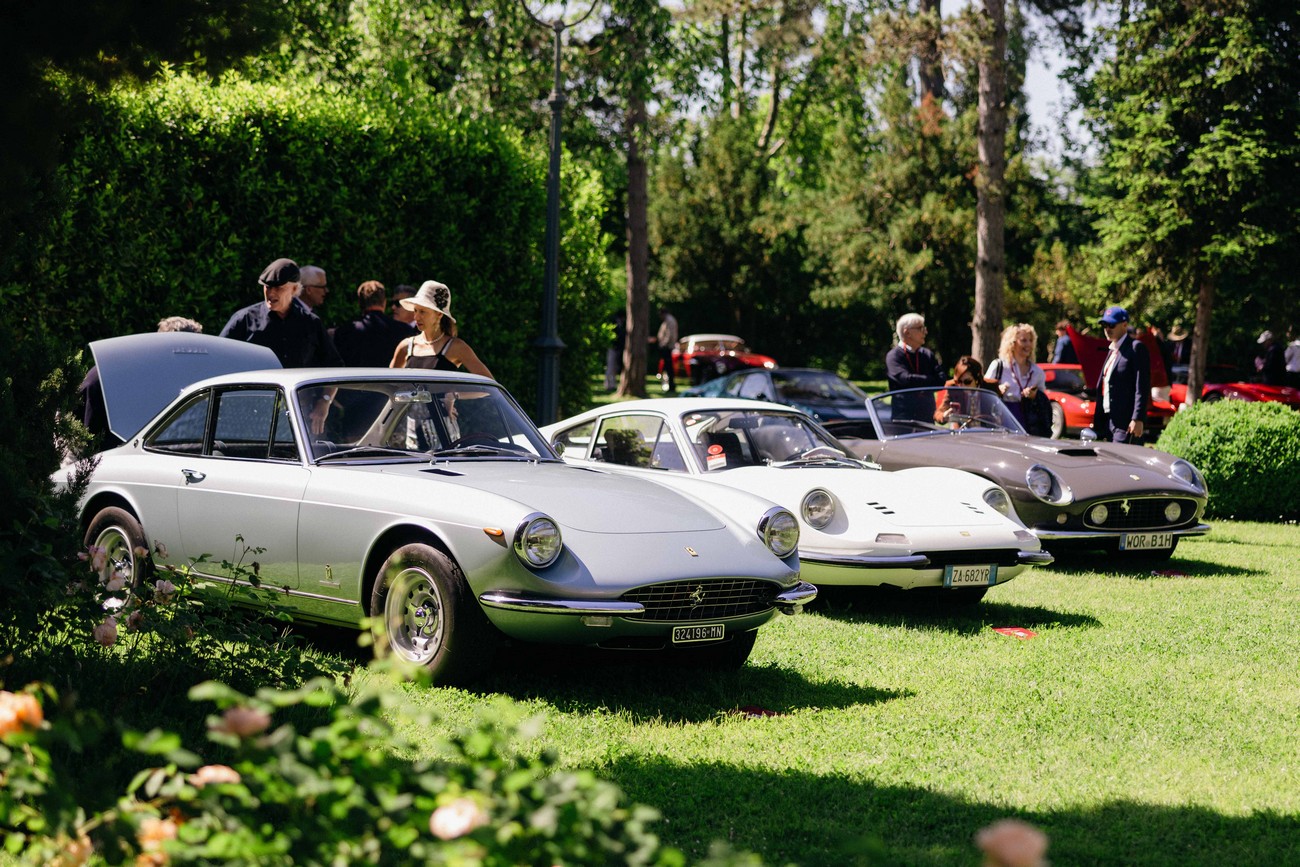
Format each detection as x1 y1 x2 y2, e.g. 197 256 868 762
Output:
478 580 819 617
1035 522 1211 542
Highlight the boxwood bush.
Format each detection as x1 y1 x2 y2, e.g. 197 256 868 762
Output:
2 71 612 417
1156 400 1300 522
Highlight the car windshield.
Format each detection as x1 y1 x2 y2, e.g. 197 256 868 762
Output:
869 387 1025 439
1047 367 1088 395
773 370 867 403
679 409 860 471
296 379 558 463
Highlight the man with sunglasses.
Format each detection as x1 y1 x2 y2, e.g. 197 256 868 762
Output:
1092 305 1149 443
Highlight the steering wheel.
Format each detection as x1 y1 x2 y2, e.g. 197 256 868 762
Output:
448 432 499 449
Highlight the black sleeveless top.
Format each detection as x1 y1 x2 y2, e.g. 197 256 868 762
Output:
403 335 458 371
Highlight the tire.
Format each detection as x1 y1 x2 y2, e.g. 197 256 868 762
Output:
370 543 499 684
1050 402 1066 439
675 629 757 670
84 506 150 591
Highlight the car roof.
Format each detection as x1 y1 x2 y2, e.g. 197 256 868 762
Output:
681 333 744 343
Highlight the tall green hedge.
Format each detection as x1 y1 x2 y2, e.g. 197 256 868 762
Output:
1 72 611 417
1157 400 1300 522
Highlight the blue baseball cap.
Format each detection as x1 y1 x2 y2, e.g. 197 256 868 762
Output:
1099 305 1129 326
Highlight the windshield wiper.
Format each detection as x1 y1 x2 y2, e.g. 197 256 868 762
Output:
770 455 864 468
316 445 422 462
430 443 539 460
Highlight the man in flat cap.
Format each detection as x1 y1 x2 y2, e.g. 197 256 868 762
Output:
219 257 343 430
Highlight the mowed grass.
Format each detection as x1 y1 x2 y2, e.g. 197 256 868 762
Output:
369 521 1300 866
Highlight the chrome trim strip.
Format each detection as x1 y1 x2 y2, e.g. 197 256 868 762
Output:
798 552 931 568
194 573 353 606
478 591 646 616
1035 522 1211 541
1017 550 1056 565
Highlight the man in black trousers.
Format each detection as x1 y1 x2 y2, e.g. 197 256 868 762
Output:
1093 305 1149 443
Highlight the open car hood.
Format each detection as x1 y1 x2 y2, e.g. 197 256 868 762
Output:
92 333 280 441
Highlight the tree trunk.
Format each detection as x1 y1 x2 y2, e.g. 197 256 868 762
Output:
971 0 1006 366
1186 271 1215 407
618 89 650 398
918 0 945 103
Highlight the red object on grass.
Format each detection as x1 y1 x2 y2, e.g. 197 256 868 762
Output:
992 627 1037 640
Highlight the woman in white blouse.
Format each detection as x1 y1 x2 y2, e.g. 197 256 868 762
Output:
985 323 1047 430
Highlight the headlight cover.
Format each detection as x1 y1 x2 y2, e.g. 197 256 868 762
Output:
1026 464 1071 505
759 507 800 558
982 486 1013 516
1170 459 1205 492
801 489 836 529
513 513 562 568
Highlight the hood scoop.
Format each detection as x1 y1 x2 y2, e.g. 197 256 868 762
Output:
1055 447 1099 457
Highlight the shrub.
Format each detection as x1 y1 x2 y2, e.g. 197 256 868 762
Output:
0 670 725 866
1156 400 1300 521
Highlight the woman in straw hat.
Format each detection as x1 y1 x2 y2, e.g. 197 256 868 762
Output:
389 280 492 378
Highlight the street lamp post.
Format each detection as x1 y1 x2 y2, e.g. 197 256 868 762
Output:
521 0 597 425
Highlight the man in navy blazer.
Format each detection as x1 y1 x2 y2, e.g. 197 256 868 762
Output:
1093 305 1149 443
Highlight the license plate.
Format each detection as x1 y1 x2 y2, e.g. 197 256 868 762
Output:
1120 532 1174 550
945 564 996 587
672 624 725 644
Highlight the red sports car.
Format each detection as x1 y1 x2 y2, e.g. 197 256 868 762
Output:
1168 364 1300 409
1040 363 1174 441
672 334 777 385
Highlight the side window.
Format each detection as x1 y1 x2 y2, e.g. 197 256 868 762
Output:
592 415 684 471
211 389 281 460
737 373 771 401
145 392 211 455
268 393 299 461
552 421 594 459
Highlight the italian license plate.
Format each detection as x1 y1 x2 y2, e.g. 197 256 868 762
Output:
945 564 996 587
672 624 725 644
1120 532 1174 551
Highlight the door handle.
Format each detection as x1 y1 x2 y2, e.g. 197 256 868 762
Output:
182 469 206 485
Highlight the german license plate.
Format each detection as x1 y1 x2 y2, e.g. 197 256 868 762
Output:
672 624 725 644
1120 532 1174 550
945 564 996 587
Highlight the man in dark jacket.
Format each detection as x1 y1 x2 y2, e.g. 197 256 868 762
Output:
333 280 414 367
1093 305 1149 443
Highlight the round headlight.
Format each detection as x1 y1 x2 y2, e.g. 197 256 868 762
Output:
1164 501 1182 522
759 507 800 558
1089 504 1109 525
801 489 836 529
1170 459 1204 491
1024 465 1066 504
982 487 1012 516
513 513 562 568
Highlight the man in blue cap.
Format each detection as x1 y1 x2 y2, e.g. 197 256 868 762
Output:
1092 305 1149 443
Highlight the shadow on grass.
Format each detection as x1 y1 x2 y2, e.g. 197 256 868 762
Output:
472 643 906 722
1046 548 1261 578
808 587 1102 633
604 756 1300 867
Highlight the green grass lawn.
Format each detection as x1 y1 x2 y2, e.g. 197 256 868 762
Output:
365 520 1300 866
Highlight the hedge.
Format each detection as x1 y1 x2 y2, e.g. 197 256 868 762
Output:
1156 400 1300 522
0 71 612 418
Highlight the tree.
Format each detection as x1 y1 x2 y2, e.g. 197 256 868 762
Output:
1085 0 1300 404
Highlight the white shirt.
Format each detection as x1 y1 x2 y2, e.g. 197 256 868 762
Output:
1102 333 1127 413
1285 340 1300 374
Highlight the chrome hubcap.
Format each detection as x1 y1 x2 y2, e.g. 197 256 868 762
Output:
385 566 445 664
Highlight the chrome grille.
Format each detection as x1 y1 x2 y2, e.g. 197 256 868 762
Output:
1082 497 1199 531
620 579 778 622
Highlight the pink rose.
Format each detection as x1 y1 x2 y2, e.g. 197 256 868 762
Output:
93 618 118 648
216 706 271 737
976 819 1049 867
429 798 489 840
189 764 241 788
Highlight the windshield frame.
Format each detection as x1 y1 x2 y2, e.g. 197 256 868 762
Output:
867 386 1027 440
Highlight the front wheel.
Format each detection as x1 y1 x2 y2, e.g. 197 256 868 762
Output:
84 506 150 592
370 543 499 684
